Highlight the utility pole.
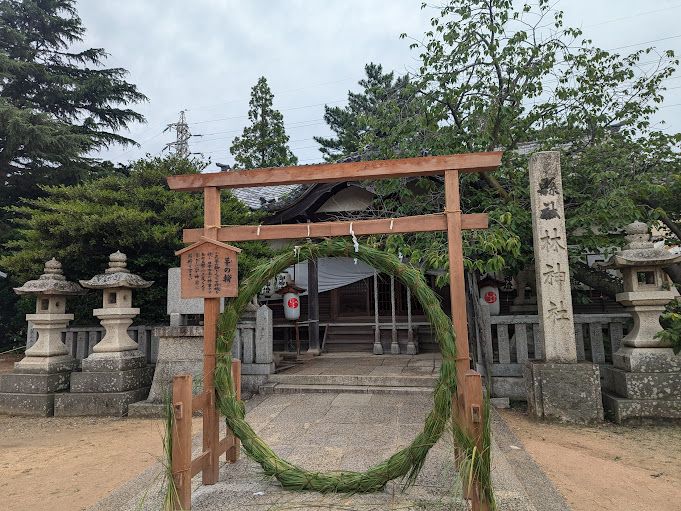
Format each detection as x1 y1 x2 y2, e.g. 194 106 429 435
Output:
164 110 192 159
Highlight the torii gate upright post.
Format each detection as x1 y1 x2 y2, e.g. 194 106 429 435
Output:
445 170 487 510
167 152 500 511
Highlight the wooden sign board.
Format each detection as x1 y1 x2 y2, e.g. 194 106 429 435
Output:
175 238 242 299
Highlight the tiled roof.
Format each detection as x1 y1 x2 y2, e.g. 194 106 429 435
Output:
230 185 302 210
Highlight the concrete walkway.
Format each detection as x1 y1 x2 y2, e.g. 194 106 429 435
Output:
89 390 568 511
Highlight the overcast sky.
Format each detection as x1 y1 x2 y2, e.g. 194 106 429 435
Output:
75 1 681 170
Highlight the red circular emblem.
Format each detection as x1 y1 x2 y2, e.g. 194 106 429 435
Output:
484 291 497 304
287 297 299 309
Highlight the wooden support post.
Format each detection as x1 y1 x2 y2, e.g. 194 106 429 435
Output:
307 257 320 354
444 171 471 399
295 322 301 356
444 170 489 511
172 374 193 511
390 275 399 354
226 359 241 463
406 285 416 355
373 271 382 355
202 187 221 485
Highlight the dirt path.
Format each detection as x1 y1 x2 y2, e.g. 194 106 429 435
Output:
0 415 168 511
500 408 681 511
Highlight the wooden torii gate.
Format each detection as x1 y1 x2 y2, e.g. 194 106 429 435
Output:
167 151 502 510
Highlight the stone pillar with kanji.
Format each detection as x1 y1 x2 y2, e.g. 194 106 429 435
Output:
524 151 604 423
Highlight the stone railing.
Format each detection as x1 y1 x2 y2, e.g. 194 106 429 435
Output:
476 301 631 400
27 307 273 373
28 325 160 365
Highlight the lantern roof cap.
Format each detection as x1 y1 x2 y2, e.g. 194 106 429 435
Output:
601 222 681 268
276 283 305 294
14 258 85 296
79 251 153 289
175 237 242 256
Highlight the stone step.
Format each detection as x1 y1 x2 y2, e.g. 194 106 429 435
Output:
324 344 374 353
0 392 58 416
603 390 681 424
54 386 150 417
267 373 437 387
259 382 434 395
69 366 154 393
0 372 70 394
601 366 681 400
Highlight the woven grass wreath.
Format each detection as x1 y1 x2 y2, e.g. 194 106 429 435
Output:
213 238 494 505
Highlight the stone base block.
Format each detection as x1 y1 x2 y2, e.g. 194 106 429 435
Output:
144 327 204 403
81 350 146 372
0 372 70 394
601 366 681 400
491 377 526 401
490 397 510 409
242 362 275 376
525 362 603 423
242 374 270 393
127 401 166 418
146 360 203 403
13 355 77 374
69 366 154 393
613 347 681 373
0 392 57 416
54 386 150 416
603 391 681 424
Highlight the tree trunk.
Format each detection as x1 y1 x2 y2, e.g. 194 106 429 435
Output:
664 263 681 288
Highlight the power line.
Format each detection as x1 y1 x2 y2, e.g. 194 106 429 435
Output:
188 99 346 126
608 34 681 52
584 4 681 28
191 122 328 146
187 77 357 112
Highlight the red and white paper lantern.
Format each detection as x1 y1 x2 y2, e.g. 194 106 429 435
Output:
480 284 500 316
283 291 300 321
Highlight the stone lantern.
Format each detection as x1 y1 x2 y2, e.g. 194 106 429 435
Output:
79 251 153 357
0 258 84 416
600 221 681 423
54 251 154 416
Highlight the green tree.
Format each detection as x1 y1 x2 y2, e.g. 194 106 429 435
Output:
230 76 298 169
0 0 146 244
320 0 680 292
314 63 424 160
0 156 270 345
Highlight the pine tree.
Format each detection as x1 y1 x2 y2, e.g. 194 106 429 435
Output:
314 63 420 160
230 77 297 169
0 0 147 241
